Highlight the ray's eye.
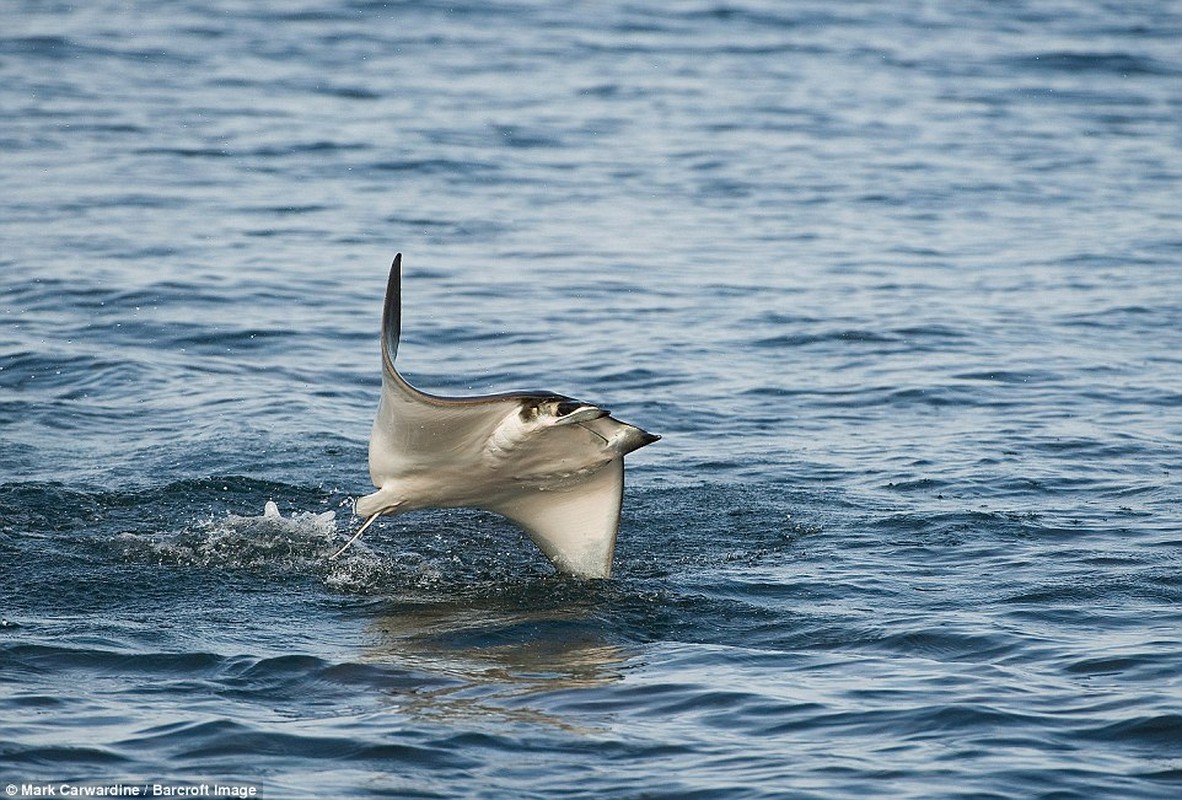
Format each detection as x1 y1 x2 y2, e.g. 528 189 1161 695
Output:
555 400 580 416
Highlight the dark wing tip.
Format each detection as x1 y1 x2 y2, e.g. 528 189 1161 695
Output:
382 253 403 370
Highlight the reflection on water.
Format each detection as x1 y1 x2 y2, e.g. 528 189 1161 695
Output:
362 595 633 731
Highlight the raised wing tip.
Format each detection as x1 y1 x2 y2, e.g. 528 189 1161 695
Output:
382 254 403 370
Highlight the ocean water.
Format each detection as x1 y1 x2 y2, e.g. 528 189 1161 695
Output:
3 0 1182 797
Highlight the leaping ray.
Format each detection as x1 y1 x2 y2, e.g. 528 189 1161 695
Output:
335 254 659 578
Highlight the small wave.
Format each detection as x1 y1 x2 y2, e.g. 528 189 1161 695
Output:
1013 51 1177 76
1080 714 1182 748
371 158 501 175
753 329 901 349
0 35 188 65
0 743 129 769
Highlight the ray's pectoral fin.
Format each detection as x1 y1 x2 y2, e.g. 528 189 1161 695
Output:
490 460 625 580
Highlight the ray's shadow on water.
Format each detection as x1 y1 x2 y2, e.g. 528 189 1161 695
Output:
360 589 633 732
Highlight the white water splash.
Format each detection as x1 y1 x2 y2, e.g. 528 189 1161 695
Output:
119 502 341 571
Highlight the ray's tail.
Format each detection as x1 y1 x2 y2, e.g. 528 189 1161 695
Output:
328 512 381 560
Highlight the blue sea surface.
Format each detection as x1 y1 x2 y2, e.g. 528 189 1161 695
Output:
3 1 1182 797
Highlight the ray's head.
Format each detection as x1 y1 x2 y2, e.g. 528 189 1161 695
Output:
511 394 660 458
